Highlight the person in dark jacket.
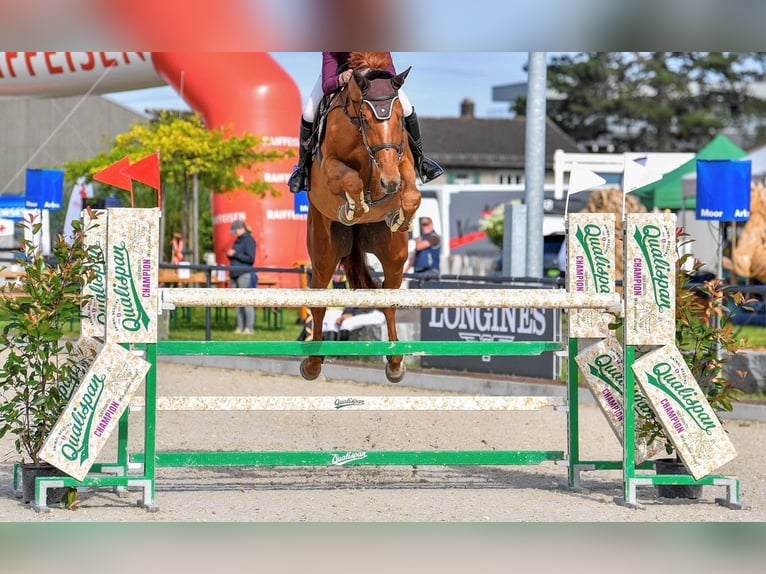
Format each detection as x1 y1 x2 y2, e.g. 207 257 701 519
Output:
226 220 257 334
405 216 441 279
288 52 443 194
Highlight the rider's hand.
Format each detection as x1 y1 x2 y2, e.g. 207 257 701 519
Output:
339 69 353 85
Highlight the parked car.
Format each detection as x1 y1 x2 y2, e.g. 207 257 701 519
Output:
492 233 565 278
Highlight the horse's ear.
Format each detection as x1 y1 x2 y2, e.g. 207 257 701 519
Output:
353 70 369 92
391 66 411 91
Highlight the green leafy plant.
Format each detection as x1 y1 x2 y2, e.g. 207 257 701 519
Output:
638 228 748 454
0 213 102 467
478 203 508 248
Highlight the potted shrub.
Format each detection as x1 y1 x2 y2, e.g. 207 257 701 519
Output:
0 214 101 506
637 229 747 498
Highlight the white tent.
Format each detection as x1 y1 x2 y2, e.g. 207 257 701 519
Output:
744 144 766 178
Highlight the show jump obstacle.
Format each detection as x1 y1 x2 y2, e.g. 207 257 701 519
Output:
18 208 741 512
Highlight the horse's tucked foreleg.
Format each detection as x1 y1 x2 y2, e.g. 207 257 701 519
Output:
327 161 368 224
394 172 421 231
384 207 413 232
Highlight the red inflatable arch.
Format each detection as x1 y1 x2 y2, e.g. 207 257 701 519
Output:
0 50 306 287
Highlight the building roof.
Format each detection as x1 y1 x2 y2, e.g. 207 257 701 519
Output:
421 115 581 170
0 95 143 194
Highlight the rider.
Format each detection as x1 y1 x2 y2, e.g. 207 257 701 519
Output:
287 52 444 194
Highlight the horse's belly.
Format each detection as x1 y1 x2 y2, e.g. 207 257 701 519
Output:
310 193 400 225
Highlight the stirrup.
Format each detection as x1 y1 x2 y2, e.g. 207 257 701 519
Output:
420 157 444 184
288 166 306 194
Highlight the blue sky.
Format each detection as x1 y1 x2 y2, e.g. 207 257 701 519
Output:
106 52 535 119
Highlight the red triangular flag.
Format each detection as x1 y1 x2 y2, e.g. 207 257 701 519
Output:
123 152 161 190
93 157 133 192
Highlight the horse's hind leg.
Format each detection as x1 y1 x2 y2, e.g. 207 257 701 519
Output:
300 212 345 381
381 308 406 383
300 305 327 380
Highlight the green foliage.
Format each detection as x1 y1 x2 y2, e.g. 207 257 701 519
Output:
637 229 747 454
478 203 507 249
61 111 294 259
63 111 291 198
0 214 102 464
538 52 766 152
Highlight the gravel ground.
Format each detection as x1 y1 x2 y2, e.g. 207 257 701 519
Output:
1 361 764 522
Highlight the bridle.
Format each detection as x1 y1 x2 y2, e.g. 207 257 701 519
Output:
353 91 405 169
340 75 406 195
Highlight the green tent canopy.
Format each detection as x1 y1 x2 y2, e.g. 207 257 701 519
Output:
631 134 747 210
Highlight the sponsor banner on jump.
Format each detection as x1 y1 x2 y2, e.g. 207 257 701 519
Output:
417 282 560 379
632 345 737 480
39 341 150 481
81 209 107 339
624 213 676 346
566 212 615 339
105 208 160 343
575 336 667 464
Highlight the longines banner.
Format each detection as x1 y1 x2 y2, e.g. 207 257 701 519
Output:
415 282 560 379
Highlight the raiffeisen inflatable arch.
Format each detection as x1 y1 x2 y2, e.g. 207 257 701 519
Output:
0 51 306 287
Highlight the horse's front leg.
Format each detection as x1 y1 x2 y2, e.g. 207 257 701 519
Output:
325 158 368 224
386 168 420 232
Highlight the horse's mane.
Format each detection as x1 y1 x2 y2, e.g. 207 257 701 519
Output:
350 52 394 72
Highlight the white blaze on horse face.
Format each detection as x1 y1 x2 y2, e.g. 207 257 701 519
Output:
369 110 403 195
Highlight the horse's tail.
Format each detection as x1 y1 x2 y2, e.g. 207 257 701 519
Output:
342 237 379 289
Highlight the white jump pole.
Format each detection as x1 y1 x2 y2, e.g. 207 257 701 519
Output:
162 288 622 312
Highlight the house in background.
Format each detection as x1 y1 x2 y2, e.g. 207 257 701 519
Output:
420 98 581 186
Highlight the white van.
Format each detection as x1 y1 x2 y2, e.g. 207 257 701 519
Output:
408 184 572 276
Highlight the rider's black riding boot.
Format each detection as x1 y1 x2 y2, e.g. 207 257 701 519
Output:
288 118 314 193
404 110 444 184
323 331 338 341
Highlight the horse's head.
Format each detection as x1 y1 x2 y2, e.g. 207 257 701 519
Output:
346 66 412 197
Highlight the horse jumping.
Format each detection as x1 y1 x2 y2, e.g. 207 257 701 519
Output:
300 52 421 383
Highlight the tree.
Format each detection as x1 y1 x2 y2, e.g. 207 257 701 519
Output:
62 111 292 262
514 52 766 152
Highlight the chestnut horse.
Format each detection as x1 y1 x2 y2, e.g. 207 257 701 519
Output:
300 52 421 383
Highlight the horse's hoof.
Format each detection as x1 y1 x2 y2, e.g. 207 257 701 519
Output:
385 210 401 231
385 361 406 383
300 358 321 381
337 205 355 226
385 208 410 232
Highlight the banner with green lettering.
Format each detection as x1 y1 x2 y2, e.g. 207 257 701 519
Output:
39 341 150 481
632 345 736 480
105 208 160 343
566 212 615 339
624 213 676 346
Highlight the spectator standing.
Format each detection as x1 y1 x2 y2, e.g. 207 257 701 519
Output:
226 220 256 334
405 217 441 279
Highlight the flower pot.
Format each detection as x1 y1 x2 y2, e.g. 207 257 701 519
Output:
20 463 67 506
654 457 703 499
